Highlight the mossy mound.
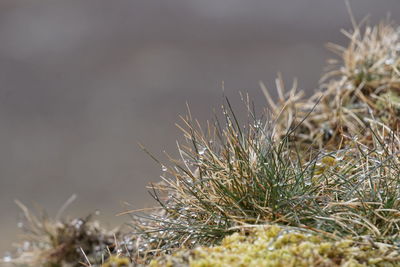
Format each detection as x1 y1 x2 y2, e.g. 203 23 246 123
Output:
150 225 400 267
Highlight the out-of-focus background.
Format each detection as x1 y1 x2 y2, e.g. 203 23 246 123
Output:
0 0 399 255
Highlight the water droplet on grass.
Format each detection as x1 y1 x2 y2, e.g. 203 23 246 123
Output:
198 147 207 155
161 165 168 172
3 253 12 262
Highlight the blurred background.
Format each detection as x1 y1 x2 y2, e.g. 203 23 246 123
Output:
0 0 399 255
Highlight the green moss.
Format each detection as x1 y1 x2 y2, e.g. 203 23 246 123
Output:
102 256 131 267
150 225 400 267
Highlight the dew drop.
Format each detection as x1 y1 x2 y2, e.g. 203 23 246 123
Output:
161 165 168 172
71 218 84 230
253 120 262 129
385 58 395 65
198 147 207 155
3 253 12 262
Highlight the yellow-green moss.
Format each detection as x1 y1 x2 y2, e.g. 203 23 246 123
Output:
101 255 131 267
150 225 400 267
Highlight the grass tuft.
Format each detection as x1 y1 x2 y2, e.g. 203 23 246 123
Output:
268 20 400 151
6 199 124 267
126 18 400 263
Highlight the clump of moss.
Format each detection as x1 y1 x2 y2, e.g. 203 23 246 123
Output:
150 225 400 267
102 255 131 267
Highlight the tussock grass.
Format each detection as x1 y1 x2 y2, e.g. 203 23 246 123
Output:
129 100 400 260
268 19 400 151
127 17 400 263
129 99 317 251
